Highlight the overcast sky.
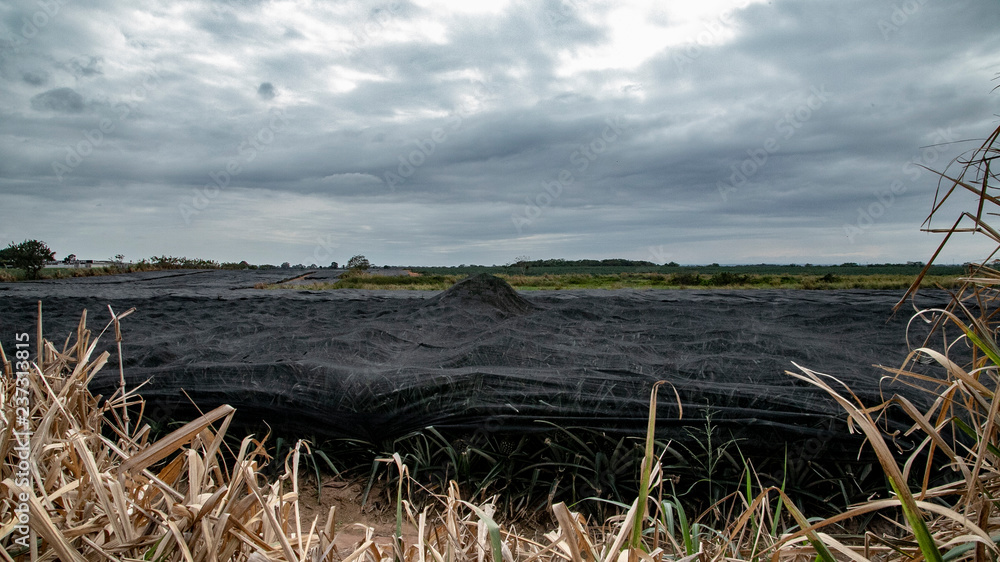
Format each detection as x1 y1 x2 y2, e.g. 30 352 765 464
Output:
1 0 998 266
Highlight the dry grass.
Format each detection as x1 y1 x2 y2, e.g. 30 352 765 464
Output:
752 119 1000 560
0 307 330 561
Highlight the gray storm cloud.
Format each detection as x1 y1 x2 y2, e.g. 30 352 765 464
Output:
257 82 275 100
29 87 84 113
0 0 998 266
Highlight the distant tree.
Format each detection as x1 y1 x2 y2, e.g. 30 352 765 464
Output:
1 239 55 279
111 253 126 269
63 253 77 264
347 255 370 271
331 261 338 269
221 260 254 270
280 262 291 269
514 255 531 275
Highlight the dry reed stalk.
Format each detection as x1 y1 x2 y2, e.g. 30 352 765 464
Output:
0 309 349 561
751 119 1000 561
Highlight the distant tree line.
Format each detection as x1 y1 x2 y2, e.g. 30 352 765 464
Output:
511 258 662 268
0 239 384 281
0 238 956 283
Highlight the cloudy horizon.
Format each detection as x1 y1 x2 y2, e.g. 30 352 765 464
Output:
2 0 999 267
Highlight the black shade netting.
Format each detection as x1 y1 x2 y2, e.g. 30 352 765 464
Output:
0 272 945 460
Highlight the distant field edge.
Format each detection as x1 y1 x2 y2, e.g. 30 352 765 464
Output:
263 271 962 291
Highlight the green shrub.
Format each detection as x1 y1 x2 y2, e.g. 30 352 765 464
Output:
707 272 751 286
671 272 702 286
0 239 54 279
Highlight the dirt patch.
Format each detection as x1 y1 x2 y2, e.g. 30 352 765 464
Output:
293 474 558 551
294 476 419 550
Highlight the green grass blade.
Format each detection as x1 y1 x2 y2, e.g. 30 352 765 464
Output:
629 381 665 551
674 496 694 555
953 417 1000 458
962 325 1000 367
779 491 838 562
771 449 787 535
312 449 341 476
462 501 505 562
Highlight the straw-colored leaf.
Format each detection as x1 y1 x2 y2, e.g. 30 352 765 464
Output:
120 404 235 474
788 364 944 562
